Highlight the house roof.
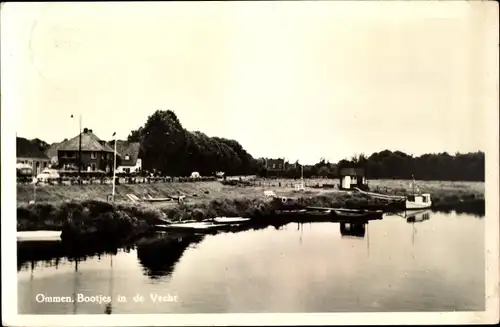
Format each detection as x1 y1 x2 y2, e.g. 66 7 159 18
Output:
339 167 365 176
108 140 140 166
16 137 50 159
45 142 64 159
58 130 115 152
266 158 285 165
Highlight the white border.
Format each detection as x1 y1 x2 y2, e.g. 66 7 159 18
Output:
2 1 499 326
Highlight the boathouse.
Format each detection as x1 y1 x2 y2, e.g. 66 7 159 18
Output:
339 167 368 190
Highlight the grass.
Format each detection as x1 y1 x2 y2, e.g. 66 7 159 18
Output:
16 179 485 239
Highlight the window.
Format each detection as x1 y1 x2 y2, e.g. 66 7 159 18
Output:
91 163 96 171
108 153 112 160
91 152 97 159
106 165 110 173
124 154 130 160
407 195 415 202
272 164 276 169
124 168 130 173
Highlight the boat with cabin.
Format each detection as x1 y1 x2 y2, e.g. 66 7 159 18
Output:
404 177 432 210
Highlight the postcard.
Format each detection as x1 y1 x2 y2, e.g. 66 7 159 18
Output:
2 1 498 326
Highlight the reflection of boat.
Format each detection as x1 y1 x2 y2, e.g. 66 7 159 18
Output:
406 209 431 223
17 230 62 242
339 222 366 238
213 217 251 224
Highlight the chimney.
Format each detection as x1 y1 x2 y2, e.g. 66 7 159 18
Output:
83 128 89 133
88 129 93 133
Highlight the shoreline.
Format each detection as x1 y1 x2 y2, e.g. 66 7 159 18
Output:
17 188 485 239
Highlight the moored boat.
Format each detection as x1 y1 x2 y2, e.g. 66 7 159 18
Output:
17 230 62 242
405 193 432 210
157 222 221 233
332 208 384 220
213 217 251 224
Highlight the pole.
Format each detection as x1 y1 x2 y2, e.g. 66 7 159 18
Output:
78 114 82 178
112 134 117 201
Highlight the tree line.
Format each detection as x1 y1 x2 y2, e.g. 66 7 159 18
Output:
24 109 485 181
266 150 485 181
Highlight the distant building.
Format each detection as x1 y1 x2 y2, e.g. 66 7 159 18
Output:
339 167 368 190
45 141 65 165
16 137 51 176
265 158 286 172
57 128 116 173
108 140 142 174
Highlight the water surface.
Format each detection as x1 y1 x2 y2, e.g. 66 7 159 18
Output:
18 211 484 314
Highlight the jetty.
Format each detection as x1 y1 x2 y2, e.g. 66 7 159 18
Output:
17 230 62 242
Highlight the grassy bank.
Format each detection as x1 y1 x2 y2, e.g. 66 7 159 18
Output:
16 179 485 239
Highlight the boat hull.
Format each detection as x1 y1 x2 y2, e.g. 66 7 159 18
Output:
405 201 432 210
17 230 62 242
213 217 251 224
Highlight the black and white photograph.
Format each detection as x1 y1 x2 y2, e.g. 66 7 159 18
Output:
1 1 499 326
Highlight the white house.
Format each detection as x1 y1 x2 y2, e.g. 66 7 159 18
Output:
109 141 142 174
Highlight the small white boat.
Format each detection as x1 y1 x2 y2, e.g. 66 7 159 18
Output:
213 217 251 224
162 222 220 232
17 230 62 242
142 197 172 203
405 193 432 210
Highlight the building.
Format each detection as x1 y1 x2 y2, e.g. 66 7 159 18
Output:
45 141 65 165
16 137 51 176
265 158 286 171
339 167 368 190
57 128 116 173
108 140 142 174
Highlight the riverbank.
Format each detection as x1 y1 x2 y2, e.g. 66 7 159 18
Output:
17 179 485 240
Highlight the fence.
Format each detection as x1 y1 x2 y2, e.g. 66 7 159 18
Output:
17 176 218 186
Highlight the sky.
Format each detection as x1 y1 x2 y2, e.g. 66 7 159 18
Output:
4 1 498 164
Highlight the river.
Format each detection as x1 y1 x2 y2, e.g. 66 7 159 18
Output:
17 210 484 314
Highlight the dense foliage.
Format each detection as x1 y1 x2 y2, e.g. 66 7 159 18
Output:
271 151 485 181
127 110 260 176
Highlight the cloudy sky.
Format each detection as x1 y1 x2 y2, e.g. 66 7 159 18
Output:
4 1 498 164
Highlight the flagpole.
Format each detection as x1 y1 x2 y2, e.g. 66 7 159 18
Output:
112 133 117 202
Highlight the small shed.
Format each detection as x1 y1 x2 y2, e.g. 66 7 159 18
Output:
339 167 368 190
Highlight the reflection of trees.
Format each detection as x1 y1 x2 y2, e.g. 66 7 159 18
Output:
136 233 205 279
17 239 133 271
339 222 366 238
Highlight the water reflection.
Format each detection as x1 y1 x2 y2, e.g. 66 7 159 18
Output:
17 239 133 272
17 210 485 314
406 210 431 223
136 233 205 279
339 222 366 238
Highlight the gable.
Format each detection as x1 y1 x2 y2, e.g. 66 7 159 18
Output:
108 140 140 166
